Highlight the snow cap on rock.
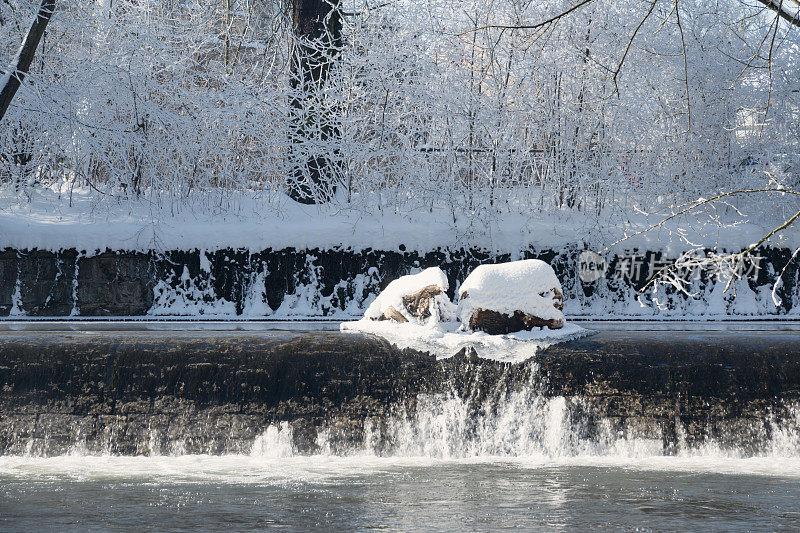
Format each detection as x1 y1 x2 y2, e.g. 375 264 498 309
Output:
458 259 563 325
364 267 450 322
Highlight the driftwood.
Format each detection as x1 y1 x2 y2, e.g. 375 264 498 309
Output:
381 306 408 323
378 285 444 323
402 285 443 320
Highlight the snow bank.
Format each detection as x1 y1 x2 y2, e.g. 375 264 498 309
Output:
3 184 799 254
363 267 452 323
340 319 589 363
458 259 564 326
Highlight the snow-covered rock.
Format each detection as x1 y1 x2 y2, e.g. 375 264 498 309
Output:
458 259 564 332
342 260 586 362
364 267 456 324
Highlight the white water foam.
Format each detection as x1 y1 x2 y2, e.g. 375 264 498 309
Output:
5 397 798 483
249 422 294 458
2 441 799 485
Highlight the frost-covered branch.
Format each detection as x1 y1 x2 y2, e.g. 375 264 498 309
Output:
604 188 800 296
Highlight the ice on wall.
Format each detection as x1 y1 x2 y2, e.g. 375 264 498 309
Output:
149 258 236 316
2 241 795 319
270 257 379 318
241 270 272 316
458 259 564 326
9 277 24 316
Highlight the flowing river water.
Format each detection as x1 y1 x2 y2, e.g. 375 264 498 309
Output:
1 321 800 531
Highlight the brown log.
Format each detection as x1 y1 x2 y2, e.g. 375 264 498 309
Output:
401 285 443 320
380 306 408 323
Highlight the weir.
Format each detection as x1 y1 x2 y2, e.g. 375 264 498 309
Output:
1 323 799 458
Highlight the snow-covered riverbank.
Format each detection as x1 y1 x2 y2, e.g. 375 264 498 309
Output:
3 185 799 255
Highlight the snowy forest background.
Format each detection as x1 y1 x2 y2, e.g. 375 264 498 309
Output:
1 0 799 250
2 0 800 318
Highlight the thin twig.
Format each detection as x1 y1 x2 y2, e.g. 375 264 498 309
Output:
675 0 691 132
458 0 596 35
612 0 659 96
601 188 800 253
761 3 782 135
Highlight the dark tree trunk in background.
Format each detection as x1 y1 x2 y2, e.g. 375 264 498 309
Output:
0 0 55 123
286 0 342 204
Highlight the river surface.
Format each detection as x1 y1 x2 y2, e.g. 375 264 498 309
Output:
1 320 800 531
2 455 800 531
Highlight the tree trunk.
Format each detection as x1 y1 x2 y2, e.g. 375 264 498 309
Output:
286 0 342 204
0 0 55 123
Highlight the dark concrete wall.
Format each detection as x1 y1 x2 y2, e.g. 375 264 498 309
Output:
0 332 439 455
0 246 798 317
536 331 800 453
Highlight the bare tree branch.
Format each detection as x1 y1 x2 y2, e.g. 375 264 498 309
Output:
0 0 55 123
600 188 800 295
612 0 659 95
601 188 800 254
461 0 596 34
674 0 691 132
754 0 800 28
762 1 783 133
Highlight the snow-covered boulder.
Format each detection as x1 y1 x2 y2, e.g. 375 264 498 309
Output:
458 259 564 333
365 267 456 324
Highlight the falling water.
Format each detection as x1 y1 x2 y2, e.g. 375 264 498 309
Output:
247 374 800 461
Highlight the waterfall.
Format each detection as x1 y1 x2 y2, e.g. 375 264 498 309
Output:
249 376 800 460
